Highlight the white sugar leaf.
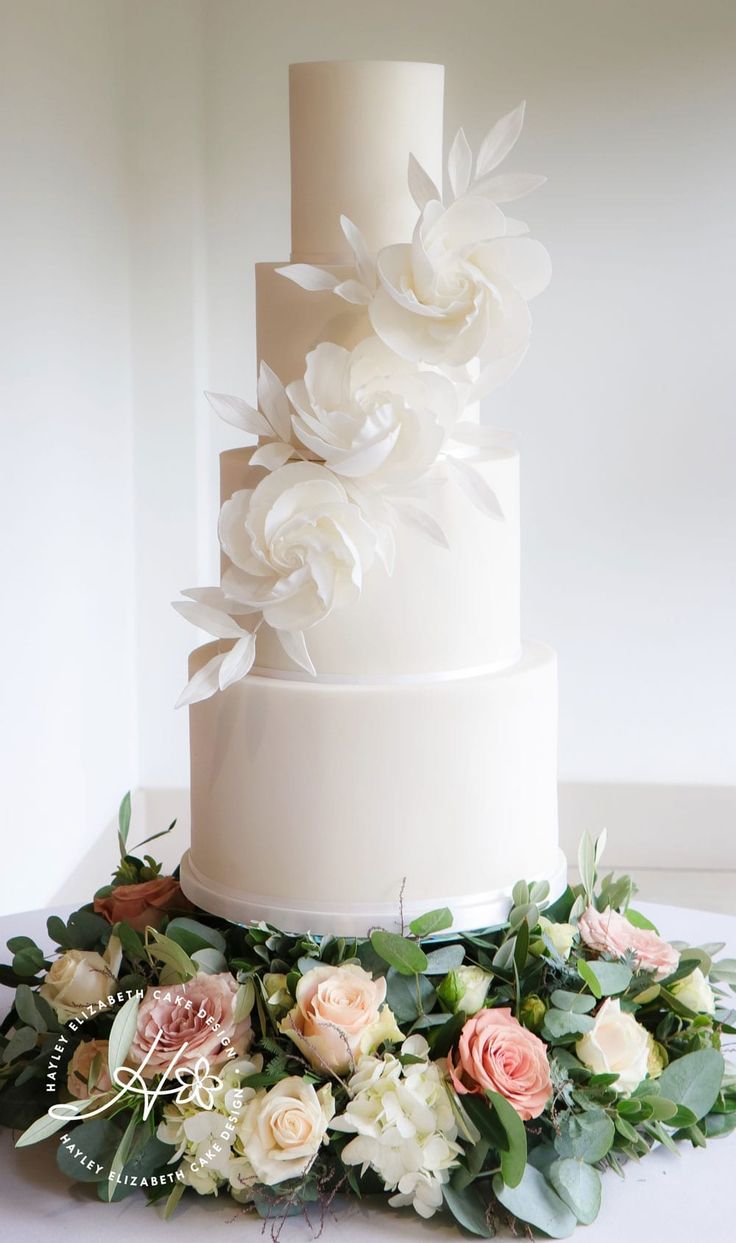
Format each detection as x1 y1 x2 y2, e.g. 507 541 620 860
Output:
447 454 505 520
219 633 256 690
504 215 530 236
257 362 291 441
249 440 294 471
472 172 547 204
392 501 450 549
181 587 258 616
333 280 372 305
275 264 339 292
175 651 227 707
340 214 375 288
448 128 473 200
408 152 441 211
275 628 316 676
475 101 526 178
205 391 270 437
449 422 519 452
173 600 245 639
470 348 528 400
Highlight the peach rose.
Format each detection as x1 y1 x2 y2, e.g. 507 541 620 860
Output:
447 1007 552 1121
578 906 679 982
128 972 252 1078
94 875 193 933
281 963 402 1075
67 1038 113 1099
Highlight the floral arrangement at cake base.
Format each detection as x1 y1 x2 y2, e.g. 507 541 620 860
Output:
1 799 734 1239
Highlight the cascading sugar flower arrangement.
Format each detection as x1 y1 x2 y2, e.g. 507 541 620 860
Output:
2 812 734 1238
173 101 550 703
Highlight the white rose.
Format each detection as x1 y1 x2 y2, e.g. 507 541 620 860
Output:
239 1077 334 1186
286 336 457 488
370 197 550 371
672 967 716 1015
219 462 391 634
39 948 118 1022
455 965 492 1015
576 998 650 1094
538 916 576 960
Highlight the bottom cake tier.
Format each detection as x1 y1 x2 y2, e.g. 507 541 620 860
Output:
181 641 565 935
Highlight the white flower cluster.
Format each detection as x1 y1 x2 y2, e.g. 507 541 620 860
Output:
331 1035 462 1219
175 103 549 702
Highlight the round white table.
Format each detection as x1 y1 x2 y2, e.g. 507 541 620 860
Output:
1 901 733 1241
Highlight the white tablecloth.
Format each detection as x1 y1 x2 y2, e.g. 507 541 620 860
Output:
1 901 734 1241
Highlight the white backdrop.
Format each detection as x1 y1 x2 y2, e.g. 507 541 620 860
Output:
1 0 735 913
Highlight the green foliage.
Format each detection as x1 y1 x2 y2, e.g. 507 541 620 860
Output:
443 1182 493 1237
548 1158 602 1225
493 1165 577 1239
555 1108 615 1164
656 1048 725 1121
409 907 453 937
577 958 632 998
369 930 428 976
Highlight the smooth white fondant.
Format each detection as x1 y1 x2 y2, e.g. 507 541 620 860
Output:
219 445 520 677
179 848 568 938
289 61 444 263
184 641 559 935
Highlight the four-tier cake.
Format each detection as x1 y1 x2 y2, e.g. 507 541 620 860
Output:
177 61 566 934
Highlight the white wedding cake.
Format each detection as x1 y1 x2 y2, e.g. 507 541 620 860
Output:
177 61 566 935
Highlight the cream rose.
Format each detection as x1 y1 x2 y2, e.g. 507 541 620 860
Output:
281 963 402 1075
39 948 119 1022
219 462 390 635
370 197 550 370
578 906 679 982
286 336 457 487
66 1038 113 1099
576 998 650 1094
538 916 576 960
453 965 493 1015
128 972 252 1078
239 1077 334 1186
672 967 716 1015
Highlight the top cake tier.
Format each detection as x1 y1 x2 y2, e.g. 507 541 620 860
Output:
289 60 444 263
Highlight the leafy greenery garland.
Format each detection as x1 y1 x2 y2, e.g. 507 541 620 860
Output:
1 797 735 1238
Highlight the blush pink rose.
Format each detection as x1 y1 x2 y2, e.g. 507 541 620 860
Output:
578 906 679 981
128 972 252 1078
447 1007 552 1121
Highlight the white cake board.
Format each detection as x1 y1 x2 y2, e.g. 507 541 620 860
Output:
179 847 569 936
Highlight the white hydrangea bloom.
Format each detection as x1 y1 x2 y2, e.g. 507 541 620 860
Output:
157 1055 262 1198
331 1035 461 1219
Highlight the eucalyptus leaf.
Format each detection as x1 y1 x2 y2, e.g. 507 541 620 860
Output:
577 959 632 997
191 947 228 974
385 968 436 1022
370 931 428 976
542 1009 595 1040
550 990 596 1014
422 945 465 975
443 1182 493 1237
549 1158 602 1225
2 1026 38 1064
555 1108 615 1164
493 1165 576 1238
656 1048 725 1121
57 1117 122 1182
409 907 453 938
14 985 47 1033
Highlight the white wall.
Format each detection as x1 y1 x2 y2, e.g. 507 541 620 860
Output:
1 0 734 912
0 1 137 913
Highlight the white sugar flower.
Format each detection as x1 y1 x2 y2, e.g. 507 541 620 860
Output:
331 1035 461 1219
278 103 549 394
286 336 457 488
220 461 392 629
370 196 549 375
